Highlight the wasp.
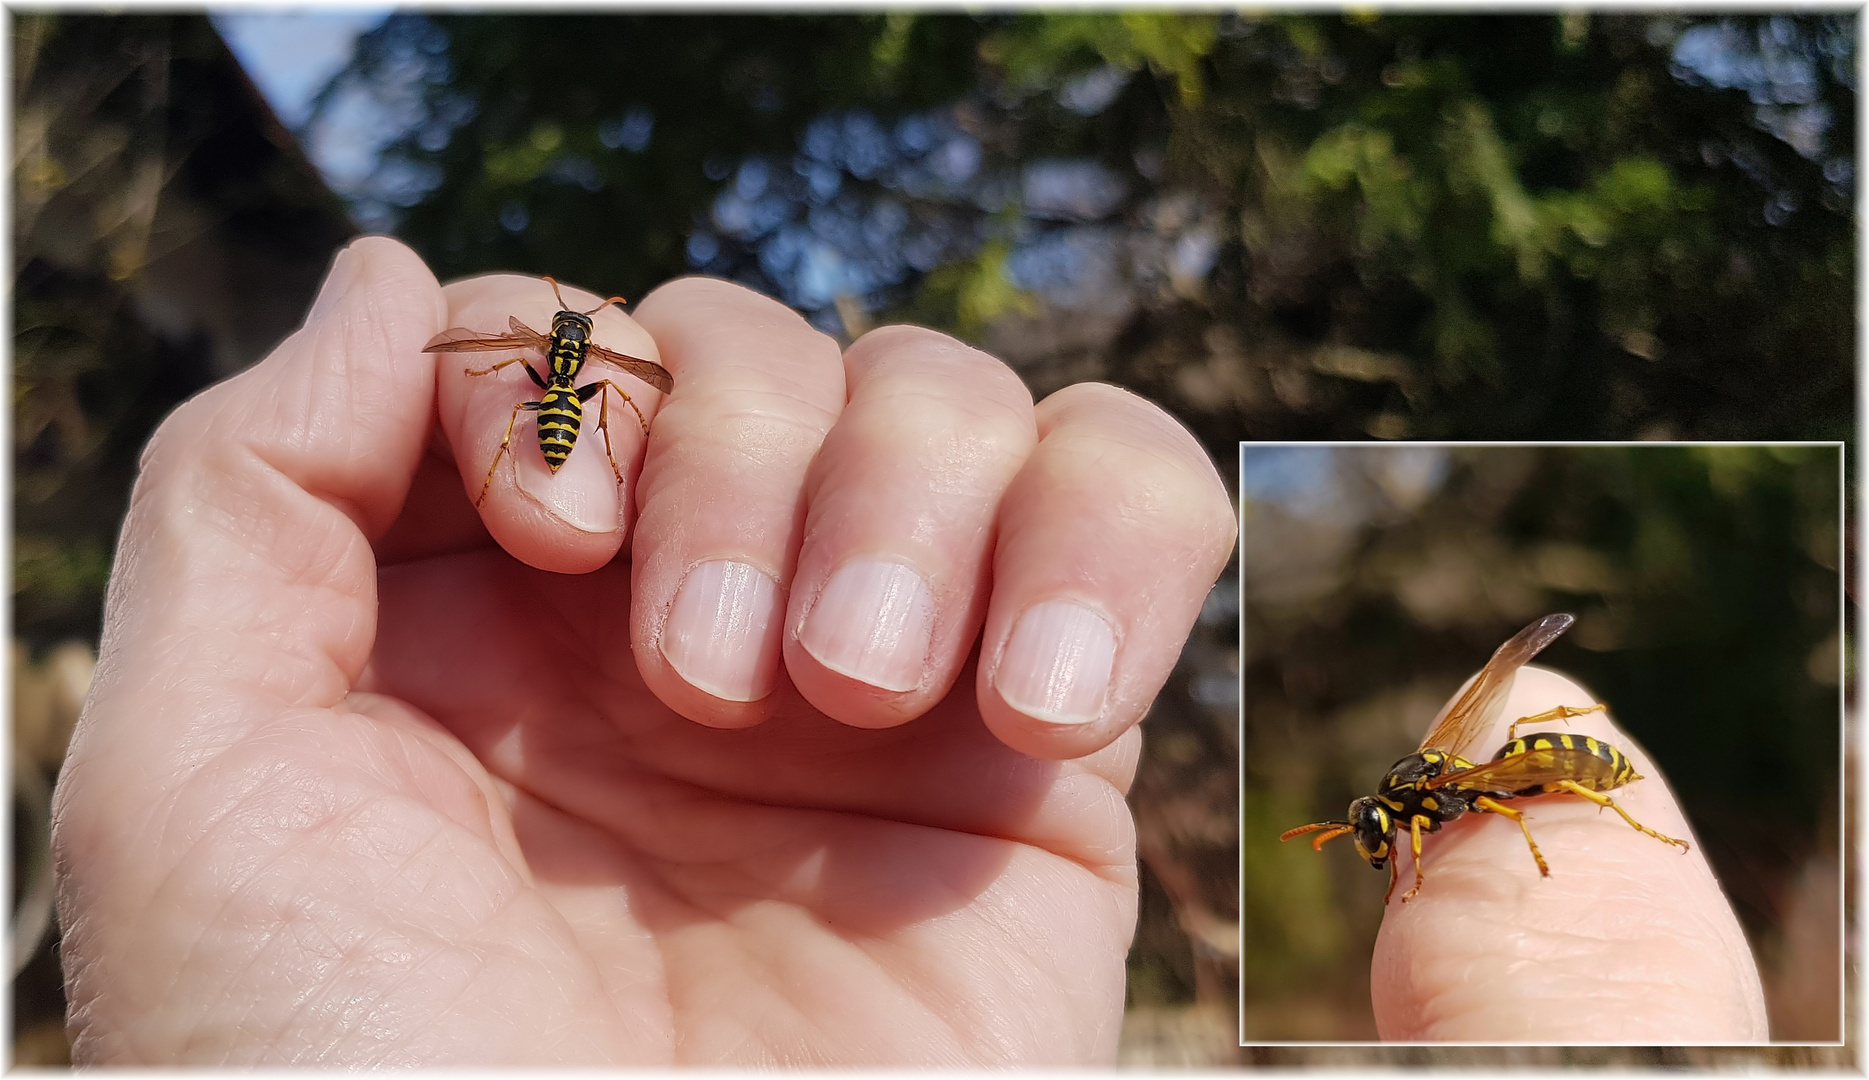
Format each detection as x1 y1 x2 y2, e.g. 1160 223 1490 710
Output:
1280 613 1689 903
424 277 675 506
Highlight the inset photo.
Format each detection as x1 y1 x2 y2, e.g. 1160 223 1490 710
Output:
1237 443 1841 1046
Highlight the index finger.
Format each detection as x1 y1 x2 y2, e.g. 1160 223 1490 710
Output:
1371 666 1767 1041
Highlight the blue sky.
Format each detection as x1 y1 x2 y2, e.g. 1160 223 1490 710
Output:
214 11 388 128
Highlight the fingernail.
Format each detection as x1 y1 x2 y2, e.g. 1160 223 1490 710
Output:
307 243 365 323
661 560 781 701
799 559 936 692
994 600 1116 725
513 419 622 533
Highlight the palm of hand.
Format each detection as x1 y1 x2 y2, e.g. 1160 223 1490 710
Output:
246 545 1136 1065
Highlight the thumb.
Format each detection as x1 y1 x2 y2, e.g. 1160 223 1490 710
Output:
53 234 445 938
78 235 443 720
1370 667 1767 1041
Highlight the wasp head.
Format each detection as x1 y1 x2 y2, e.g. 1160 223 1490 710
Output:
1346 796 1397 869
553 310 594 343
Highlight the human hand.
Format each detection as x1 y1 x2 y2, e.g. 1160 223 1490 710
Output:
51 237 1236 1065
1371 666 1768 1041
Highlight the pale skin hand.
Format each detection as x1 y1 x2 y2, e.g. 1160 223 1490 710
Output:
1372 666 1769 1042
50 237 1236 1065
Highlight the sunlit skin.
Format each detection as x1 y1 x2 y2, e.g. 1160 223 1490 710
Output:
50 238 1237 1065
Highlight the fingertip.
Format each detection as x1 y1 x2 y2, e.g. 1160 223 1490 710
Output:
624 276 845 730
156 234 449 540
310 235 447 331
436 274 664 571
973 384 1233 761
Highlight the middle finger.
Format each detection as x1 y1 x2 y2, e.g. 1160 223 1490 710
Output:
783 325 1037 727
629 277 846 726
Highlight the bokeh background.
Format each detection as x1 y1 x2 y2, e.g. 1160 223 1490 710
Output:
1241 443 1843 1051
12 11 1855 1066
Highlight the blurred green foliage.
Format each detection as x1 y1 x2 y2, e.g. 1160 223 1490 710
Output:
1240 444 1841 1041
331 12 1852 447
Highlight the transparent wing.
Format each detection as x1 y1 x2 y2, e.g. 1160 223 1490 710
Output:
1426 744 1606 793
585 342 675 393
1417 613 1576 759
423 319 549 353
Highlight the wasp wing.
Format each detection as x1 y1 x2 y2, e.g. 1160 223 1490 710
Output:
586 342 675 393
1425 744 1608 793
1416 613 1576 759
423 319 550 353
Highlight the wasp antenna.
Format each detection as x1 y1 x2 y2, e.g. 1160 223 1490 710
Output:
583 295 628 316
543 275 571 311
1279 821 1352 844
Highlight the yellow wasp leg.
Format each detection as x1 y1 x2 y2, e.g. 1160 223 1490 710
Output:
464 356 546 383
1552 780 1691 850
582 378 649 436
475 401 534 507
1506 702 1606 741
1384 857 1399 905
1473 795 1550 876
1398 814 1433 902
578 379 649 486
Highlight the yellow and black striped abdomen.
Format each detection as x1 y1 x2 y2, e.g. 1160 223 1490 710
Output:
1495 731 1638 793
535 385 583 470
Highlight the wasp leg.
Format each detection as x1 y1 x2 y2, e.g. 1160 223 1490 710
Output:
1552 780 1691 851
1398 814 1434 902
576 379 648 486
578 378 649 436
465 356 550 389
1472 795 1551 876
1506 702 1607 741
1384 858 1399 904
476 400 541 507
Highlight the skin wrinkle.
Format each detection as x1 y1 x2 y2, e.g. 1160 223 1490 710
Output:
145 490 374 705
725 903 941 1064
142 713 504 1008
133 802 367 1056
920 428 1025 500
726 748 1127 880
512 803 673 1030
310 938 488 1064
864 376 1035 436
174 767 390 929
665 355 842 424
659 402 833 472
350 703 519 873
845 920 979 1052
376 900 558 1051
269 852 583 1063
848 355 1034 431
1048 433 1228 541
977 880 1109 1058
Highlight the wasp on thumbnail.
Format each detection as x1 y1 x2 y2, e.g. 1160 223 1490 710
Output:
424 276 674 506
1279 614 1689 903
